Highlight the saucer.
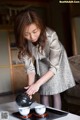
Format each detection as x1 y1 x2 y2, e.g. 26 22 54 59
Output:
33 112 48 118
21 113 32 119
12 112 32 119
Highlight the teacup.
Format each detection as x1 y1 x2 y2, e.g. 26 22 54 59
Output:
18 106 30 116
34 105 46 115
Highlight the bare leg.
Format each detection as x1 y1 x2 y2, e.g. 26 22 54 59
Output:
40 95 49 106
52 94 62 110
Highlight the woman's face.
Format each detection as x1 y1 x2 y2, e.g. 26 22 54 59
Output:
23 23 41 43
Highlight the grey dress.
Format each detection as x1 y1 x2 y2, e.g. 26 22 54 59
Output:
22 28 75 95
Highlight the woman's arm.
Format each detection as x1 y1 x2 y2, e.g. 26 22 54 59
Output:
23 55 36 95
24 72 35 98
36 70 54 87
26 70 54 95
22 55 36 84
27 72 35 85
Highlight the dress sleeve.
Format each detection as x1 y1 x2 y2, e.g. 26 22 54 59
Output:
22 55 36 74
49 32 62 74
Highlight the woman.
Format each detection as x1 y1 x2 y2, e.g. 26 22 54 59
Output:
14 10 75 109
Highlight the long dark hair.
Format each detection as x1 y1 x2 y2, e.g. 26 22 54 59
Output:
14 9 47 58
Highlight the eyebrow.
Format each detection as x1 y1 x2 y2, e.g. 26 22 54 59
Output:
33 28 38 31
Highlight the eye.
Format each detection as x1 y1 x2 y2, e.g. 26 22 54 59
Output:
33 31 37 34
24 33 29 37
33 29 38 34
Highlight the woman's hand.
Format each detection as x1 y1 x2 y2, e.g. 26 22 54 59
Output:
24 86 32 99
24 71 54 96
24 83 40 96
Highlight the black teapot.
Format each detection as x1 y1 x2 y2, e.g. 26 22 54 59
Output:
16 92 33 107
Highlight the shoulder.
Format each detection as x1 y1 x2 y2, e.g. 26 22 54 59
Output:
46 27 57 37
46 27 59 44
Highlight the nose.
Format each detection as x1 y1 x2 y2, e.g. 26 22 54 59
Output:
30 34 34 40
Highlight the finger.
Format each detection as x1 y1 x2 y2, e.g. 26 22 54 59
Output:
27 91 33 96
25 93 32 99
27 89 34 96
24 86 29 89
32 90 36 95
29 95 32 99
26 87 32 93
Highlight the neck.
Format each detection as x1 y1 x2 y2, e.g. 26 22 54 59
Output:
32 41 38 46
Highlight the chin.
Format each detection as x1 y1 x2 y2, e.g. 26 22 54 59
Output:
32 40 37 42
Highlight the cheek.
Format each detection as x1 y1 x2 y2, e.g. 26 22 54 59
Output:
25 36 30 40
36 32 40 38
